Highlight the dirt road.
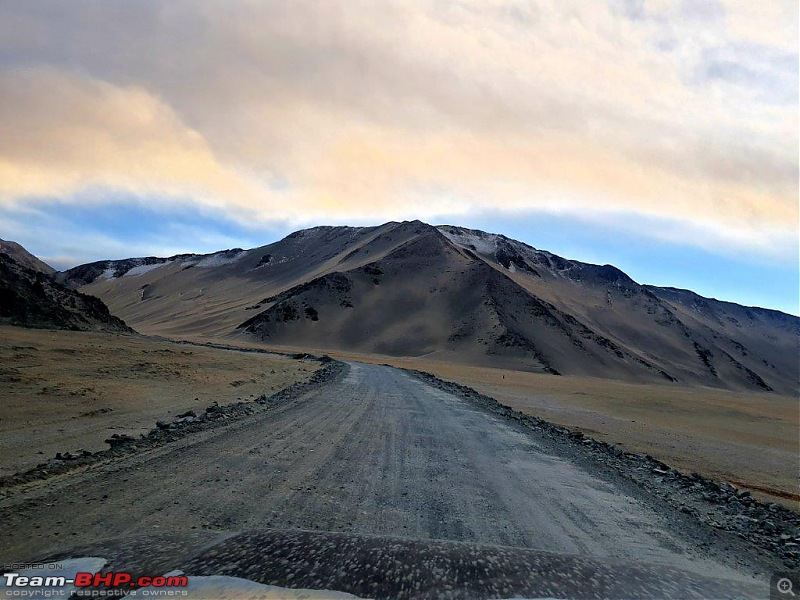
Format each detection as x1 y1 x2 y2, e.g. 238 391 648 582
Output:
0 362 771 598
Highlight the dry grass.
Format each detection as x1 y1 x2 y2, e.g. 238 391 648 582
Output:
0 326 317 477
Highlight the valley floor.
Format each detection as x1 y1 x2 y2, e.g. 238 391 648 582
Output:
0 326 317 478
0 362 770 598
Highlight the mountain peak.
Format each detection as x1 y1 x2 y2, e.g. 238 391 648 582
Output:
0 239 55 275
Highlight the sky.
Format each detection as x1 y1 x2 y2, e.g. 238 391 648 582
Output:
0 1 797 314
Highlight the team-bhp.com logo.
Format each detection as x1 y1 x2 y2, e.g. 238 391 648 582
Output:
3 571 187 596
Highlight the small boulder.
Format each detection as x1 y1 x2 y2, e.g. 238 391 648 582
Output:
762 520 777 533
105 433 136 448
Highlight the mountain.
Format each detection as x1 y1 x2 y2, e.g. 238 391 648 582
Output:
0 252 132 333
0 238 55 275
60 221 799 394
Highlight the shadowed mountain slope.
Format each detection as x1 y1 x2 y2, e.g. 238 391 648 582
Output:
0 239 55 275
0 252 131 332
61 221 798 393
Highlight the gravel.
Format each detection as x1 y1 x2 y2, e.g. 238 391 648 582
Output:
406 367 800 571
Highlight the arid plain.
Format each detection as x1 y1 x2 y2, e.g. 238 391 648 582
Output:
0 326 316 478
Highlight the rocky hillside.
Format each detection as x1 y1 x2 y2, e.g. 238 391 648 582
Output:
0 252 132 333
0 239 55 275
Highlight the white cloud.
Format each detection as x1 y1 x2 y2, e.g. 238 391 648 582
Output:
0 1 795 260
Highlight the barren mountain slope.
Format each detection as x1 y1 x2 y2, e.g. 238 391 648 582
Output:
439 226 798 393
0 238 55 275
61 221 798 393
240 226 672 381
62 223 422 338
0 253 130 333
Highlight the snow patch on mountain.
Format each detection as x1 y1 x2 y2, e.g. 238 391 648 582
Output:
191 250 246 268
438 226 499 255
124 261 173 277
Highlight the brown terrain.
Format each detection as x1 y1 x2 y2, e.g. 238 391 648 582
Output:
0 326 317 478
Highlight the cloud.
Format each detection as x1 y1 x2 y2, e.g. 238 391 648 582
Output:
0 1 796 260
0 68 265 210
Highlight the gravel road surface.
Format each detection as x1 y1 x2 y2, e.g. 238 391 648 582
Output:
0 362 772 598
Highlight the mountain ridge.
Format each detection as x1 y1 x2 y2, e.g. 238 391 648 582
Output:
57 221 798 394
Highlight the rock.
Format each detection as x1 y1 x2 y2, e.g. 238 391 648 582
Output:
731 515 754 528
762 520 777 533
105 433 136 448
176 410 197 418
55 451 86 461
156 421 172 430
